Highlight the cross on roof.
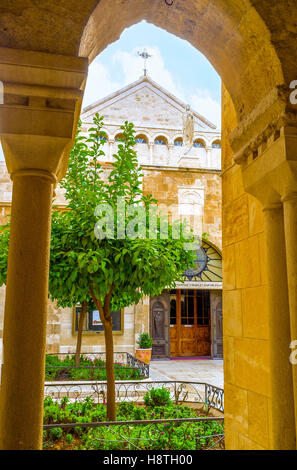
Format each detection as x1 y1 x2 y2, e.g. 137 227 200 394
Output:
137 49 152 77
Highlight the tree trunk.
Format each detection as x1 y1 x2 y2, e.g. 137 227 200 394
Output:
90 284 115 421
104 312 116 421
75 301 88 367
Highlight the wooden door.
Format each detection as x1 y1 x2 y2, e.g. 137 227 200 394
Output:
170 290 211 357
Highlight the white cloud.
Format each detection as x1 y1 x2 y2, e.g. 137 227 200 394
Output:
112 46 186 102
82 61 123 108
190 90 221 129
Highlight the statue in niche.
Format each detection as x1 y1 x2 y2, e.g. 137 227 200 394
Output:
183 104 194 153
152 302 164 339
216 301 223 339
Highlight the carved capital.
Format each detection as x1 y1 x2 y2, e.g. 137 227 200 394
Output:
0 47 88 180
230 85 297 165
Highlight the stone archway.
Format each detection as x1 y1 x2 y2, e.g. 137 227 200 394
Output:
0 0 297 450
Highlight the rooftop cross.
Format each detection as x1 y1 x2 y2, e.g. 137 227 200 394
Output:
137 49 152 77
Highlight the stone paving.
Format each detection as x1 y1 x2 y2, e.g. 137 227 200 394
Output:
149 359 224 388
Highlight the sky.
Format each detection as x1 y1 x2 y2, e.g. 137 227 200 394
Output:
0 21 221 161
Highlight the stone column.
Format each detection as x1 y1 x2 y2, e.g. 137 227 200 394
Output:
282 192 297 435
0 47 87 449
206 146 212 168
168 144 173 165
149 143 154 165
0 169 55 449
263 203 296 449
109 140 114 161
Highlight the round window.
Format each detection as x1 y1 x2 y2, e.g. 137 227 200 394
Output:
184 246 207 277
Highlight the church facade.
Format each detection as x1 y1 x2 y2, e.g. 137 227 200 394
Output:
0 76 222 361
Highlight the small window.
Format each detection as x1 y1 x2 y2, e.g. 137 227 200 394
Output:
135 135 148 144
174 138 183 147
74 307 123 334
154 136 167 146
193 139 205 148
212 140 221 149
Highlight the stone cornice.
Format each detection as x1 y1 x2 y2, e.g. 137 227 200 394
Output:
230 85 297 165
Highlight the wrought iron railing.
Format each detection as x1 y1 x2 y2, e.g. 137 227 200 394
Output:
43 416 224 450
44 380 224 412
45 352 149 380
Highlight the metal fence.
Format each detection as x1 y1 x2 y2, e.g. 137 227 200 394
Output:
44 380 224 413
43 416 225 450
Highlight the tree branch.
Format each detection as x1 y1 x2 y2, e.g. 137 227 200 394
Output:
103 284 114 323
90 284 105 325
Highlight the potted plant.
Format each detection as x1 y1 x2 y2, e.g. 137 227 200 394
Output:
135 333 153 365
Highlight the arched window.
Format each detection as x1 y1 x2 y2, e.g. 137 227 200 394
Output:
193 139 205 148
174 137 183 147
115 133 124 142
135 135 148 144
99 132 108 143
212 140 221 149
154 136 167 146
184 240 222 283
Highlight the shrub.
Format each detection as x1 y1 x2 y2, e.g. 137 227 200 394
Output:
65 433 74 444
131 406 147 421
137 333 153 349
144 387 172 408
49 427 63 440
117 401 135 418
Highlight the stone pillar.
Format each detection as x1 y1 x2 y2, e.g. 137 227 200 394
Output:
282 192 297 435
0 47 87 449
109 140 114 161
168 144 173 165
0 169 55 449
149 143 154 165
206 146 212 168
263 203 295 449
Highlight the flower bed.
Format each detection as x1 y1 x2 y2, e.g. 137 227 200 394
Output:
45 354 142 381
43 388 224 450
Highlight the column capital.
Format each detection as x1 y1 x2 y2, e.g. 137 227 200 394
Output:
11 169 57 184
262 202 283 212
281 192 297 203
0 47 88 180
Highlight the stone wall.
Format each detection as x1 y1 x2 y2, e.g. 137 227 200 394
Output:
143 168 222 250
222 85 270 450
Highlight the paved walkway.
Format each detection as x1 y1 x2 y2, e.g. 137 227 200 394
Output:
150 359 224 388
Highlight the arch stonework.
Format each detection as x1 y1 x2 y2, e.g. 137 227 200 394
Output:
0 0 296 451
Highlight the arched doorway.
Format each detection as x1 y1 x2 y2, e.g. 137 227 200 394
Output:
151 241 222 359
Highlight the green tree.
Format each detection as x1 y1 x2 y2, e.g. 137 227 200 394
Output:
0 114 196 421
